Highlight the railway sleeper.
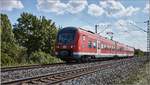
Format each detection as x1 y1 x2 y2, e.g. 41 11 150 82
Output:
39 78 50 83
27 79 40 84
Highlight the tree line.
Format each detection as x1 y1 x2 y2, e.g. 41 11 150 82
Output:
1 12 62 66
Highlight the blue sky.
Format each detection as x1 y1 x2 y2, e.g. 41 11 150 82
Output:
0 0 150 51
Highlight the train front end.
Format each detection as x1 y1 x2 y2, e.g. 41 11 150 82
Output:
55 27 79 61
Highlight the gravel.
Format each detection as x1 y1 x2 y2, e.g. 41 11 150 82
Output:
1 59 117 82
58 57 148 85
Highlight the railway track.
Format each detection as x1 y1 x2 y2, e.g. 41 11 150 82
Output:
1 63 65 72
1 59 118 72
1 58 130 85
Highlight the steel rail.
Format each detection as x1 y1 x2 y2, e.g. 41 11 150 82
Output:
1 58 122 72
1 63 65 72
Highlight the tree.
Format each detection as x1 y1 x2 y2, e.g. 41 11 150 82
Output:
1 14 15 43
134 49 144 57
1 14 27 66
13 12 58 56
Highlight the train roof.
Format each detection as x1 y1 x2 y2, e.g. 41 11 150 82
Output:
59 27 78 31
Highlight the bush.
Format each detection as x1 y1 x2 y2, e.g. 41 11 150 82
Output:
1 42 27 66
29 51 62 64
134 49 144 57
1 52 15 66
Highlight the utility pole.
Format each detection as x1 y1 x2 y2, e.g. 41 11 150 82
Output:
95 24 99 33
147 1 150 57
144 20 150 59
129 20 149 57
146 20 150 57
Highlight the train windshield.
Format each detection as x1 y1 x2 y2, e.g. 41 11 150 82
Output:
58 32 75 44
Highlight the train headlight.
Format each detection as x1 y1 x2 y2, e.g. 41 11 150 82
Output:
71 45 73 48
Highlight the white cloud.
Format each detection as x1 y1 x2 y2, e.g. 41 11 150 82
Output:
100 0 124 16
99 0 140 17
67 0 88 14
37 0 87 14
36 0 140 17
143 3 150 13
115 6 140 17
100 0 125 11
37 0 67 14
0 0 24 11
88 4 104 16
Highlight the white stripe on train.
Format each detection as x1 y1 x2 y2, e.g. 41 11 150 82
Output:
73 52 133 56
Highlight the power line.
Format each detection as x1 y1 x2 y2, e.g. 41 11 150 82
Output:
98 24 111 34
129 22 147 32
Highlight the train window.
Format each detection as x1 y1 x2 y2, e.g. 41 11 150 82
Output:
105 45 108 49
105 45 107 49
103 44 105 49
88 41 92 48
93 41 97 48
101 44 104 49
104 44 106 49
98 43 100 49
58 31 75 44
82 35 85 41
107 45 109 49
101 44 103 49
109 45 111 50
106 45 108 49
100 43 101 49
82 44 85 48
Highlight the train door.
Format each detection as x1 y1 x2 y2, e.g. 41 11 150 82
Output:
115 41 117 56
81 34 86 51
97 40 101 56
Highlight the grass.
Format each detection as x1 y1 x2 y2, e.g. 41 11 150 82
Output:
119 61 150 85
1 56 63 68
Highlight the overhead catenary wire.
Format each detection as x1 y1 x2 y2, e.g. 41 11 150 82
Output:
129 22 147 32
98 24 112 34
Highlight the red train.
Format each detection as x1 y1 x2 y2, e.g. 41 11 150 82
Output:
55 27 134 62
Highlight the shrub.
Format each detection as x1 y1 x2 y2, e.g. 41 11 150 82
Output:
1 52 15 66
1 42 27 66
29 51 62 64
